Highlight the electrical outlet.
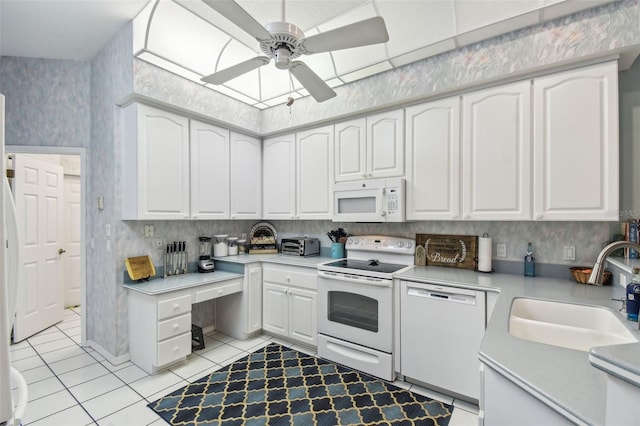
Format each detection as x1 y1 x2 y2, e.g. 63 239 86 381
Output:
496 243 507 258
144 224 154 237
563 245 576 261
154 238 164 249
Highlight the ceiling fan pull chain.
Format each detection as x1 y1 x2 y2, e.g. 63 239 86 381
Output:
287 69 294 112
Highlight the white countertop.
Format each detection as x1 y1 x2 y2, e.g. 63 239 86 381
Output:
214 253 336 268
123 270 243 295
396 266 640 425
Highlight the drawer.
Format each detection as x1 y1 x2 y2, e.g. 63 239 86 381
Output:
194 278 243 303
156 332 191 367
157 313 191 341
157 294 192 320
263 265 317 290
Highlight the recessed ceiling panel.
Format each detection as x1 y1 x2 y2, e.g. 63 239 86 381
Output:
222 67 261 100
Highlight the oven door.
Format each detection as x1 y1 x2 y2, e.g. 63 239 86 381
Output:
317 273 393 353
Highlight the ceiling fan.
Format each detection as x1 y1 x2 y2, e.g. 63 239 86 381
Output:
201 0 389 103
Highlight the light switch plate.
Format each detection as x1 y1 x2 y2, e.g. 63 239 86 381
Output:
496 244 507 258
563 245 576 261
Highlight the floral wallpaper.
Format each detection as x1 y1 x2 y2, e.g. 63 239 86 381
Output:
1 0 639 359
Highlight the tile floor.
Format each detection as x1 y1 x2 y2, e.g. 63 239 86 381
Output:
10 308 479 425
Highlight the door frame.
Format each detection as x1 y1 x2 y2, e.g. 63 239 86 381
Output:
6 146 87 345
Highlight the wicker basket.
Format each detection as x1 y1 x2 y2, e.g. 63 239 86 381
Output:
569 267 611 286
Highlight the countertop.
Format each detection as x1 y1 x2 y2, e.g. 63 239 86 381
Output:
396 266 640 425
123 270 243 295
214 253 336 268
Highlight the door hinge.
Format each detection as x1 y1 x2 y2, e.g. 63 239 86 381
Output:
6 168 14 178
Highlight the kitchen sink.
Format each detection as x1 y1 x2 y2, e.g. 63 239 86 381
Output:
509 298 637 351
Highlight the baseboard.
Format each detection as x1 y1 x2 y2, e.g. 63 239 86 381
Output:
202 325 216 335
86 339 130 366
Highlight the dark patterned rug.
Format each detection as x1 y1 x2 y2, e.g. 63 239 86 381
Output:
148 343 453 425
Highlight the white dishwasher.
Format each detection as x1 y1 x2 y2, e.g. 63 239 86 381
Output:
400 280 486 401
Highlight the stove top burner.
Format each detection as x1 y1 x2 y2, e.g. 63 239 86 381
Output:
323 259 408 274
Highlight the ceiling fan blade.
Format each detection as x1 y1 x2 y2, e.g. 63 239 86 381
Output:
290 61 336 103
202 0 271 41
201 56 270 85
301 16 389 54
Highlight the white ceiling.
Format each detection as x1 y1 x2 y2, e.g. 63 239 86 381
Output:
0 0 617 108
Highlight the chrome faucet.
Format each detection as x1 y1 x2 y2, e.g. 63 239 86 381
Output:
588 241 640 285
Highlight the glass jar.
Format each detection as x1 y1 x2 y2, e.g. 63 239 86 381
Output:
227 237 239 256
238 239 247 254
213 234 228 257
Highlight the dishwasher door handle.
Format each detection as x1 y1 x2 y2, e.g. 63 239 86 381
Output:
407 287 476 305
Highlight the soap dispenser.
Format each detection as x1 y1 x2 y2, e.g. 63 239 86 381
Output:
626 268 640 321
524 243 535 277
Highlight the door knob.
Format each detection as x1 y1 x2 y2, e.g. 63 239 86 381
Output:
58 248 66 255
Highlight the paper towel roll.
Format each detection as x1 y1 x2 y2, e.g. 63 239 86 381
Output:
478 235 492 272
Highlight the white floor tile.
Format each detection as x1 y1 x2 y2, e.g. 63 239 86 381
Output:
168 354 217 381
49 353 98 375
28 329 68 346
69 373 125 403
11 354 45 372
28 404 95 426
71 335 83 345
39 344 86 365
57 362 112 388
193 335 225 354
449 406 479 426
145 380 190 403
113 364 149 384
26 376 65 402
85 348 106 363
409 383 455 405
58 319 81 331
147 418 167 425
20 365 55 385
31 336 77 355
97 399 161 426
81 386 143 421
10 345 38 362
207 332 234 343
100 359 133 373
129 370 185 399
62 325 82 337
199 343 245 365
10 339 30 352
20 389 77 424
186 364 223 383
227 336 268 352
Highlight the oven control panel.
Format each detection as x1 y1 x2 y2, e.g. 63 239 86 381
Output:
345 235 415 254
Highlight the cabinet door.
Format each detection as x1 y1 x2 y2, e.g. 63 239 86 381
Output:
296 126 333 220
367 109 404 179
230 132 261 219
262 282 289 337
190 120 230 220
533 61 618 221
245 264 263 334
405 97 461 220
289 288 317 346
130 104 190 220
462 81 532 220
262 134 296 219
334 118 367 182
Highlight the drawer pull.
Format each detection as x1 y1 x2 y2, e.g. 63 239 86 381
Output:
219 289 223 294
173 346 180 353
173 304 180 311
173 324 180 331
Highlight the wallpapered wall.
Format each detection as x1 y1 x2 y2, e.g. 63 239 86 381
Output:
1 0 639 358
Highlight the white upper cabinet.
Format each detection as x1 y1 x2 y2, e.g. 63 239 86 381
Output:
263 134 296 219
297 126 334 220
123 103 261 220
334 110 404 182
533 61 618 221
462 80 532 220
123 103 190 220
230 132 262 219
334 118 366 182
190 120 229 220
405 97 461 221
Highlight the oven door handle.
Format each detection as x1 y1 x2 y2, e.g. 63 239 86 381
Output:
318 270 391 287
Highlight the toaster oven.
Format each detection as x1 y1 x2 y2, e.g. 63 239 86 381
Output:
281 237 320 257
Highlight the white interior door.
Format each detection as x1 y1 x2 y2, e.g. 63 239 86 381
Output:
63 174 81 307
13 154 64 342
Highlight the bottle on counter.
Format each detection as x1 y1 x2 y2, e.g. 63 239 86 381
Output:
524 242 535 277
626 267 640 321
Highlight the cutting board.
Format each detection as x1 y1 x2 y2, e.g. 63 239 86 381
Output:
125 255 156 281
415 234 478 270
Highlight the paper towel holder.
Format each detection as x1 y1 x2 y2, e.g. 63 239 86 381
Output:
477 232 495 273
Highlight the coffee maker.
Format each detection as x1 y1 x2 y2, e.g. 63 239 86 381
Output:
198 236 215 273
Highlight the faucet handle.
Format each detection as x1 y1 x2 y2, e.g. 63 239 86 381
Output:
611 297 625 313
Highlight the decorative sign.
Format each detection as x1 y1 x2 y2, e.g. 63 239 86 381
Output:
415 234 478 270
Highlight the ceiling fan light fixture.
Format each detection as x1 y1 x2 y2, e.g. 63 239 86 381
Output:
274 47 291 69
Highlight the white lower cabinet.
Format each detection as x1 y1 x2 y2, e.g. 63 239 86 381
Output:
216 263 263 339
481 363 573 425
262 264 317 346
128 291 193 374
127 277 243 374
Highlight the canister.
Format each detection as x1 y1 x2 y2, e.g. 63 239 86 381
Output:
227 237 239 256
213 234 228 257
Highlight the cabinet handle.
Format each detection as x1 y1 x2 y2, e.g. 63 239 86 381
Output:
173 304 180 311
536 213 542 220
218 289 224 294
173 324 180 331
173 346 180 353
452 214 458 219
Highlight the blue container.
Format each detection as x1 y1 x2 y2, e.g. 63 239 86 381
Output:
626 283 640 321
331 242 345 259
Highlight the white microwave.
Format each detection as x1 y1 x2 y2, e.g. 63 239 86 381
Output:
333 178 405 222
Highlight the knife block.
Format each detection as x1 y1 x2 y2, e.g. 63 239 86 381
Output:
163 251 188 278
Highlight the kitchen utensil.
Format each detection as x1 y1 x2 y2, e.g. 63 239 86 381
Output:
198 237 215 273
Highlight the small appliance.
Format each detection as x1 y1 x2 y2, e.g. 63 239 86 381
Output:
333 177 405 223
281 237 320 257
198 236 215 273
